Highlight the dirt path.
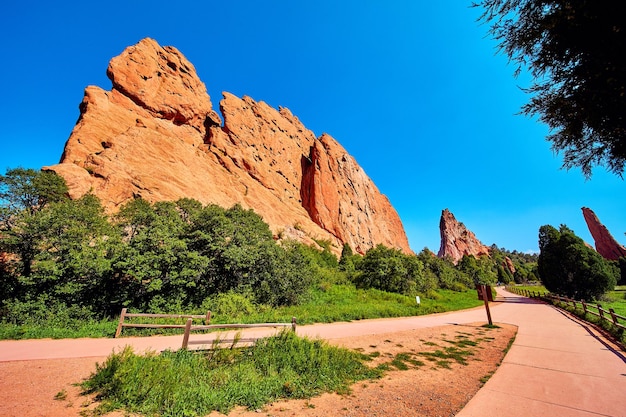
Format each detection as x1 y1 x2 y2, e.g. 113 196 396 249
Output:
0 323 516 417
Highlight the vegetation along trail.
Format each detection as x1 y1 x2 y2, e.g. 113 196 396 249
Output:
1 288 625 416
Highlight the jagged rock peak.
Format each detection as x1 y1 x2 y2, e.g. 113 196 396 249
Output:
44 38 411 256
581 207 626 260
437 209 490 264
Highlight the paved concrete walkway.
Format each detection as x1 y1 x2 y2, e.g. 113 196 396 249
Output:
1 287 624 416
458 287 626 417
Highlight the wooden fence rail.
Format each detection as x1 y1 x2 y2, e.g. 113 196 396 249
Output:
115 308 297 349
506 286 626 331
115 308 212 338
181 317 297 349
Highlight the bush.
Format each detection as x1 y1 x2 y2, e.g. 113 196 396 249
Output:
202 291 257 318
354 245 424 294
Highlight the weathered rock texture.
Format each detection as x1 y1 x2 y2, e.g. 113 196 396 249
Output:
437 209 490 264
45 38 411 255
581 207 626 260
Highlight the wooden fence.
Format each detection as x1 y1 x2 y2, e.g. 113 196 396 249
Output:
115 308 212 338
115 307 297 349
507 286 626 331
180 318 297 349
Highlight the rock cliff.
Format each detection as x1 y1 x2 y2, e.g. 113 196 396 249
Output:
581 207 626 260
45 38 411 255
437 209 490 264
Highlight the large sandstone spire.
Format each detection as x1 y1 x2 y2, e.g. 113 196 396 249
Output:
437 209 490 264
45 38 411 255
581 207 626 260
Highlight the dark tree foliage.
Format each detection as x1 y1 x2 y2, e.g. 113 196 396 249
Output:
617 257 626 286
474 1 626 177
338 243 358 273
0 168 69 277
538 224 617 300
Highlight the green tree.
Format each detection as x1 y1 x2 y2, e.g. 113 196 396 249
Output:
618 257 626 286
254 241 317 306
538 225 617 300
338 243 358 274
417 248 473 291
474 1 626 177
114 199 209 311
354 245 428 294
29 194 121 314
0 168 68 277
458 255 497 286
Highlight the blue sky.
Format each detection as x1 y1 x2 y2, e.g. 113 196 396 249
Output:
1 1 624 254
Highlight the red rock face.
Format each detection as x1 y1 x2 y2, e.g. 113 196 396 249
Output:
437 209 490 264
504 256 516 275
45 38 411 255
581 207 626 260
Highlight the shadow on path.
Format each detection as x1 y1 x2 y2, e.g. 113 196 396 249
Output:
551 305 626 364
493 296 544 305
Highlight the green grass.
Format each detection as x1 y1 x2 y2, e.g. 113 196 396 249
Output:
241 286 483 325
525 284 626 345
0 319 117 340
602 286 626 317
81 331 382 416
510 284 626 319
78 321 503 416
507 284 549 296
0 287 483 340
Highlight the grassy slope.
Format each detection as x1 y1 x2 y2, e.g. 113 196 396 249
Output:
0 287 483 340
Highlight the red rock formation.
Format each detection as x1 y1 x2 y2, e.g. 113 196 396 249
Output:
581 207 626 260
437 209 490 264
504 256 516 275
45 38 411 255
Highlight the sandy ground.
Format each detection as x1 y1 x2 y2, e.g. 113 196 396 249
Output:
0 322 516 417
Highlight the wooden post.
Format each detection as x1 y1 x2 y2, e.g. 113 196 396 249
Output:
597 305 605 321
481 285 493 326
609 308 619 326
582 300 587 315
181 318 192 349
291 317 297 332
115 308 127 338
205 310 212 324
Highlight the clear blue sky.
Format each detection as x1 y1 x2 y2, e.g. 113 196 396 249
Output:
1 1 624 254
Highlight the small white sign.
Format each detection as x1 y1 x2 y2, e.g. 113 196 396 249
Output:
415 296 421 305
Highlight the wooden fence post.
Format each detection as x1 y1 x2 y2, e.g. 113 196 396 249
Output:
205 310 211 324
481 285 493 326
181 318 193 349
115 308 128 338
597 304 605 321
291 317 297 332
582 300 587 315
609 309 619 326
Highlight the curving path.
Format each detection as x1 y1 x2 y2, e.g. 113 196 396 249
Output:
0 287 624 416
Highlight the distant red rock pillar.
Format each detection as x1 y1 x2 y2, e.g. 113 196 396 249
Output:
437 209 490 264
581 207 626 260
